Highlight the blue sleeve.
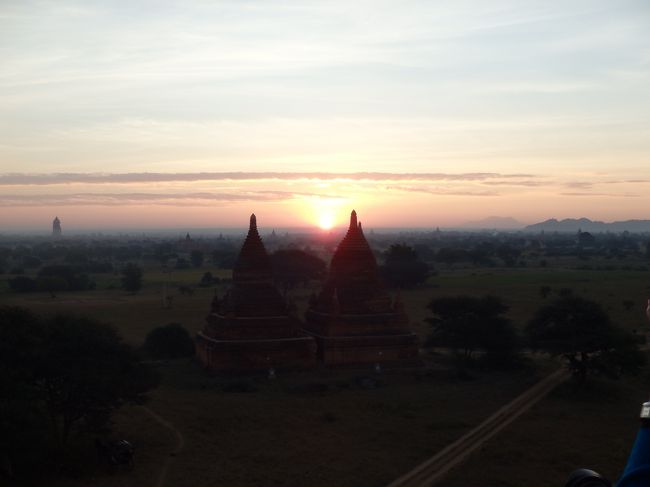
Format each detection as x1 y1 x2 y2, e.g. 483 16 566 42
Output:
618 428 650 487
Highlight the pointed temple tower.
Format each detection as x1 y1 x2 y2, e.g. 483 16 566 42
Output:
52 216 62 237
196 214 317 372
303 210 419 365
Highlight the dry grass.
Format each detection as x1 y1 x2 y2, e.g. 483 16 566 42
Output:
441 375 648 487
3 264 650 486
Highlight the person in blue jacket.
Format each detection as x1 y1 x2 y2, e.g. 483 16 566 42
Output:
616 400 650 487
566 400 650 486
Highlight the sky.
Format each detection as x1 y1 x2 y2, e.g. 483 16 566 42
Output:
1 0 649 231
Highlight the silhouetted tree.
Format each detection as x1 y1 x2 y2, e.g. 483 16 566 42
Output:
526 296 644 382
270 249 326 295
39 314 158 443
211 248 238 269
380 244 430 288
121 263 143 293
0 307 46 477
38 265 92 291
426 295 519 365
8 276 37 293
199 271 218 287
0 308 157 478
190 250 204 268
143 323 195 359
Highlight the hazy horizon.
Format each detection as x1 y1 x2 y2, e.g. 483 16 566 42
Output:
2 1 649 229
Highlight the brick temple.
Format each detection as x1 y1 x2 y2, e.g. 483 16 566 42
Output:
303 210 419 365
196 214 317 372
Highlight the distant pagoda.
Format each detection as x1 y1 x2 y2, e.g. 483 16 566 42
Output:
196 214 317 371
52 216 62 237
303 210 419 365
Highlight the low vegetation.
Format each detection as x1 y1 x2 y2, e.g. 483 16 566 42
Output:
1 230 649 486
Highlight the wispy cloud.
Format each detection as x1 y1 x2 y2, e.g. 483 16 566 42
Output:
385 185 500 197
560 192 639 197
0 190 331 206
564 181 594 189
0 171 536 186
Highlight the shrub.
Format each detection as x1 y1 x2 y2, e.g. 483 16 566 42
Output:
143 323 195 359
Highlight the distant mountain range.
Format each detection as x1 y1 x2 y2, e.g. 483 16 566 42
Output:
457 217 650 233
524 218 650 233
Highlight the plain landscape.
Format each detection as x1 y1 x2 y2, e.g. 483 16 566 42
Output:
2 226 650 486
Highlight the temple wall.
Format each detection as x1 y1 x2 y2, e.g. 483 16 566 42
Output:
307 333 419 366
196 333 317 372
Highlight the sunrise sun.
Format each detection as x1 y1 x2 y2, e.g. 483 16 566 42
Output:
318 211 335 230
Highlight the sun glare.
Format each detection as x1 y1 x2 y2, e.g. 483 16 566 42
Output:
304 197 347 230
318 211 335 230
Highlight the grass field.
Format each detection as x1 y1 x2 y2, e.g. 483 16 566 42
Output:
51 361 539 487
442 376 649 487
2 262 650 486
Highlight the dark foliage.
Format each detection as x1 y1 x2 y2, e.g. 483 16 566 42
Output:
526 296 645 382
380 244 430 288
39 265 93 291
211 249 237 268
0 307 157 480
175 257 190 269
144 323 195 359
426 295 519 366
270 249 326 294
190 250 204 268
8 275 38 293
199 271 218 287
121 263 143 293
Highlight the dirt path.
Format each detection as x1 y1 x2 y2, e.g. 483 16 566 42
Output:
141 406 185 487
387 368 571 487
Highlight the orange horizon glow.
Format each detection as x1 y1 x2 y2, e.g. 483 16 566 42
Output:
3 172 650 231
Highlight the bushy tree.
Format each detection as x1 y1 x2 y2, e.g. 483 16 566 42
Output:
144 323 195 359
380 244 430 288
426 295 519 365
526 296 645 382
121 263 143 293
0 307 157 479
38 265 92 291
39 314 157 442
190 250 204 268
8 275 37 293
199 271 217 287
270 249 326 294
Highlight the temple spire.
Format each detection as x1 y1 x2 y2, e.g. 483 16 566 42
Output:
250 213 257 232
349 210 357 230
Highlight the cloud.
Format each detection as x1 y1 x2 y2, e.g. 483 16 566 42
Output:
564 181 593 189
560 192 639 198
385 185 499 197
0 190 331 207
482 179 545 187
0 171 536 186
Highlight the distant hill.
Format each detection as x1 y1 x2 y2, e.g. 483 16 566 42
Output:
460 216 523 230
525 218 650 233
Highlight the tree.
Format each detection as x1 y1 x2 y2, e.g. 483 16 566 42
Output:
121 263 143 293
380 244 430 288
426 295 519 365
526 296 645 382
190 250 204 268
38 314 158 443
0 307 46 477
144 323 195 359
38 265 92 291
539 285 552 299
270 249 326 295
8 275 37 293
0 307 157 479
